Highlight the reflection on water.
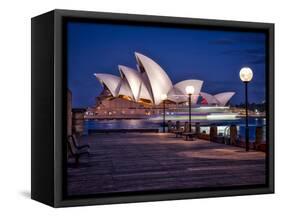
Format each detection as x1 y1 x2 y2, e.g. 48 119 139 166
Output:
84 117 266 141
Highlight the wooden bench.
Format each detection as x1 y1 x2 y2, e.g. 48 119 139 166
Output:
70 135 90 150
182 132 196 141
67 136 90 164
173 130 184 138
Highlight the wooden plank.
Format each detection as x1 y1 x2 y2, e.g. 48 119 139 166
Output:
67 133 266 196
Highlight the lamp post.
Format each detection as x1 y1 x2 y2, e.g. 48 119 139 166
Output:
185 86 195 133
161 94 167 133
239 67 253 152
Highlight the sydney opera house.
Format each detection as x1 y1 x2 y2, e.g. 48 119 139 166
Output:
87 52 236 120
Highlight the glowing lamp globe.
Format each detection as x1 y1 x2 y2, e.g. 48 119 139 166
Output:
185 86 195 95
240 67 253 82
161 94 167 101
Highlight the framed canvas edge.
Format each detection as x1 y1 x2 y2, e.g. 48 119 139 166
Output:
52 9 275 207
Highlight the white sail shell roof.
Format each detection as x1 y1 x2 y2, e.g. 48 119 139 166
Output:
167 87 187 103
94 73 121 97
139 82 153 101
173 79 203 104
118 80 134 99
94 53 234 106
200 92 220 105
214 92 235 106
118 65 145 101
135 52 173 105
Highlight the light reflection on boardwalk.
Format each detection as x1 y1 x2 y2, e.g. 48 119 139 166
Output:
67 133 266 196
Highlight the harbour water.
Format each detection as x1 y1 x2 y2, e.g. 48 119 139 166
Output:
84 117 266 141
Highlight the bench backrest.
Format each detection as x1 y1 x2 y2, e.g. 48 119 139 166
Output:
71 134 79 148
184 122 189 132
67 135 78 155
175 121 180 130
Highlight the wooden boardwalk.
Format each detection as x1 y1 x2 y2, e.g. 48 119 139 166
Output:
67 133 266 196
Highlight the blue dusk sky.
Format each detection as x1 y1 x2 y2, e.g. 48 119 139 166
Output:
67 21 266 108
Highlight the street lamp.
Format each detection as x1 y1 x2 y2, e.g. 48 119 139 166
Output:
239 67 253 152
185 86 195 133
161 94 167 133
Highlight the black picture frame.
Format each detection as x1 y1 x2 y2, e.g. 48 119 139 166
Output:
31 9 274 207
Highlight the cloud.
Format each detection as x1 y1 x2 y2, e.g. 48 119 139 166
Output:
221 50 243 55
221 48 265 56
243 48 265 54
237 37 266 45
246 56 265 65
209 36 265 46
208 39 235 45
220 47 265 65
